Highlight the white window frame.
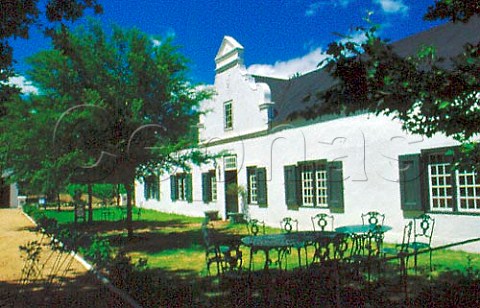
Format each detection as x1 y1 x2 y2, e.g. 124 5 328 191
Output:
456 169 480 212
224 155 237 170
211 173 217 202
224 100 233 130
428 160 453 212
315 170 328 207
249 172 258 204
301 169 314 206
177 175 187 201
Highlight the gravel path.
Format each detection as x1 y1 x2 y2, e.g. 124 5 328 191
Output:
0 208 129 307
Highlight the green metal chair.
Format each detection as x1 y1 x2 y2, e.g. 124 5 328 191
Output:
311 213 334 231
361 211 385 226
280 217 298 233
411 214 435 272
201 221 243 275
280 217 304 268
246 219 265 236
382 221 413 285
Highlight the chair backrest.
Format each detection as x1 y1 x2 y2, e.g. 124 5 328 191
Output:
201 220 215 249
246 219 265 236
311 213 334 231
413 214 435 245
399 221 413 253
280 217 298 233
361 211 385 226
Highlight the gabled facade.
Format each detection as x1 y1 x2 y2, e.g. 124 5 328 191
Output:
136 19 480 253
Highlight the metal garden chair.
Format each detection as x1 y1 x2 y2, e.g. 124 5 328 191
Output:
201 220 243 275
382 221 413 285
246 219 265 236
311 213 334 231
411 214 435 272
361 211 385 226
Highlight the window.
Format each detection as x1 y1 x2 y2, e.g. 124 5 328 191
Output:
224 155 237 170
202 170 217 203
247 167 267 207
284 160 344 211
427 154 453 211
144 175 160 201
248 168 258 204
299 162 328 207
224 101 233 130
399 148 480 213
170 173 193 202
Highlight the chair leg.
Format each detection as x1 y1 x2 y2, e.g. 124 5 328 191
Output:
297 247 302 268
414 251 418 274
429 249 432 272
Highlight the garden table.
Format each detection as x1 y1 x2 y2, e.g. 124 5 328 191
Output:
335 224 393 278
241 231 340 270
335 224 392 234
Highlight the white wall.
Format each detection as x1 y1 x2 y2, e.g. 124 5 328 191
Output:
136 112 480 253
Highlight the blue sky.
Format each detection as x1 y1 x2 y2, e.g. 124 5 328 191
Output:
10 0 445 88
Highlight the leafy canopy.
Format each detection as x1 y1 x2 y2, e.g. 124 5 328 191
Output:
3 20 211 193
311 1 480 167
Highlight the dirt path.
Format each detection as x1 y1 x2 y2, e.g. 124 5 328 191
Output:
0 208 129 307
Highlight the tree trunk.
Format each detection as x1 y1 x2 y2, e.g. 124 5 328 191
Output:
116 184 120 207
57 193 61 211
88 184 93 223
124 180 134 239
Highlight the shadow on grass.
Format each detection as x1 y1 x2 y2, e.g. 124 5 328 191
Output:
0 272 127 308
110 264 480 307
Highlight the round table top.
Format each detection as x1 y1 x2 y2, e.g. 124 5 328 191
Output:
335 224 392 234
241 231 340 248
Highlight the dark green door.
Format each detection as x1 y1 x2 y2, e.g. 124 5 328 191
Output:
224 170 238 213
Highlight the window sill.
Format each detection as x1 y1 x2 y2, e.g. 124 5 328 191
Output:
427 210 480 217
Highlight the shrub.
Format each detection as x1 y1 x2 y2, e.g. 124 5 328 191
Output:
79 235 113 269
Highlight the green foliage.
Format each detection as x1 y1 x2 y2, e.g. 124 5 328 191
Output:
3 20 212 237
79 234 113 269
424 0 480 22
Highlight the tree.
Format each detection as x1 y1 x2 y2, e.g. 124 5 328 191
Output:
3 21 212 237
306 1 480 167
0 0 102 112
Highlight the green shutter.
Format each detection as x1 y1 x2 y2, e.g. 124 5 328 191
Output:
144 178 149 200
399 154 424 211
256 168 268 207
284 165 299 210
170 175 177 201
327 161 344 213
154 176 160 200
202 173 211 203
186 173 193 203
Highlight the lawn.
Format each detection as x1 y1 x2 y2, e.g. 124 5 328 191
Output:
29 205 480 306
38 206 480 274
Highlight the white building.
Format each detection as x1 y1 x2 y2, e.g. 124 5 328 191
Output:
136 19 480 252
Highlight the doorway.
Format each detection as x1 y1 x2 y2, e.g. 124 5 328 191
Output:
224 170 238 214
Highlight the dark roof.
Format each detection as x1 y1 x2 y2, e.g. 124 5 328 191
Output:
253 16 480 126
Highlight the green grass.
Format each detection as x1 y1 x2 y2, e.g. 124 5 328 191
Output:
37 206 480 276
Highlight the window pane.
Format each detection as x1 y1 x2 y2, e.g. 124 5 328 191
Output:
211 174 217 201
249 172 258 204
301 169 314 206
456 170 480 212
315 170 328 207
428 158 453 210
